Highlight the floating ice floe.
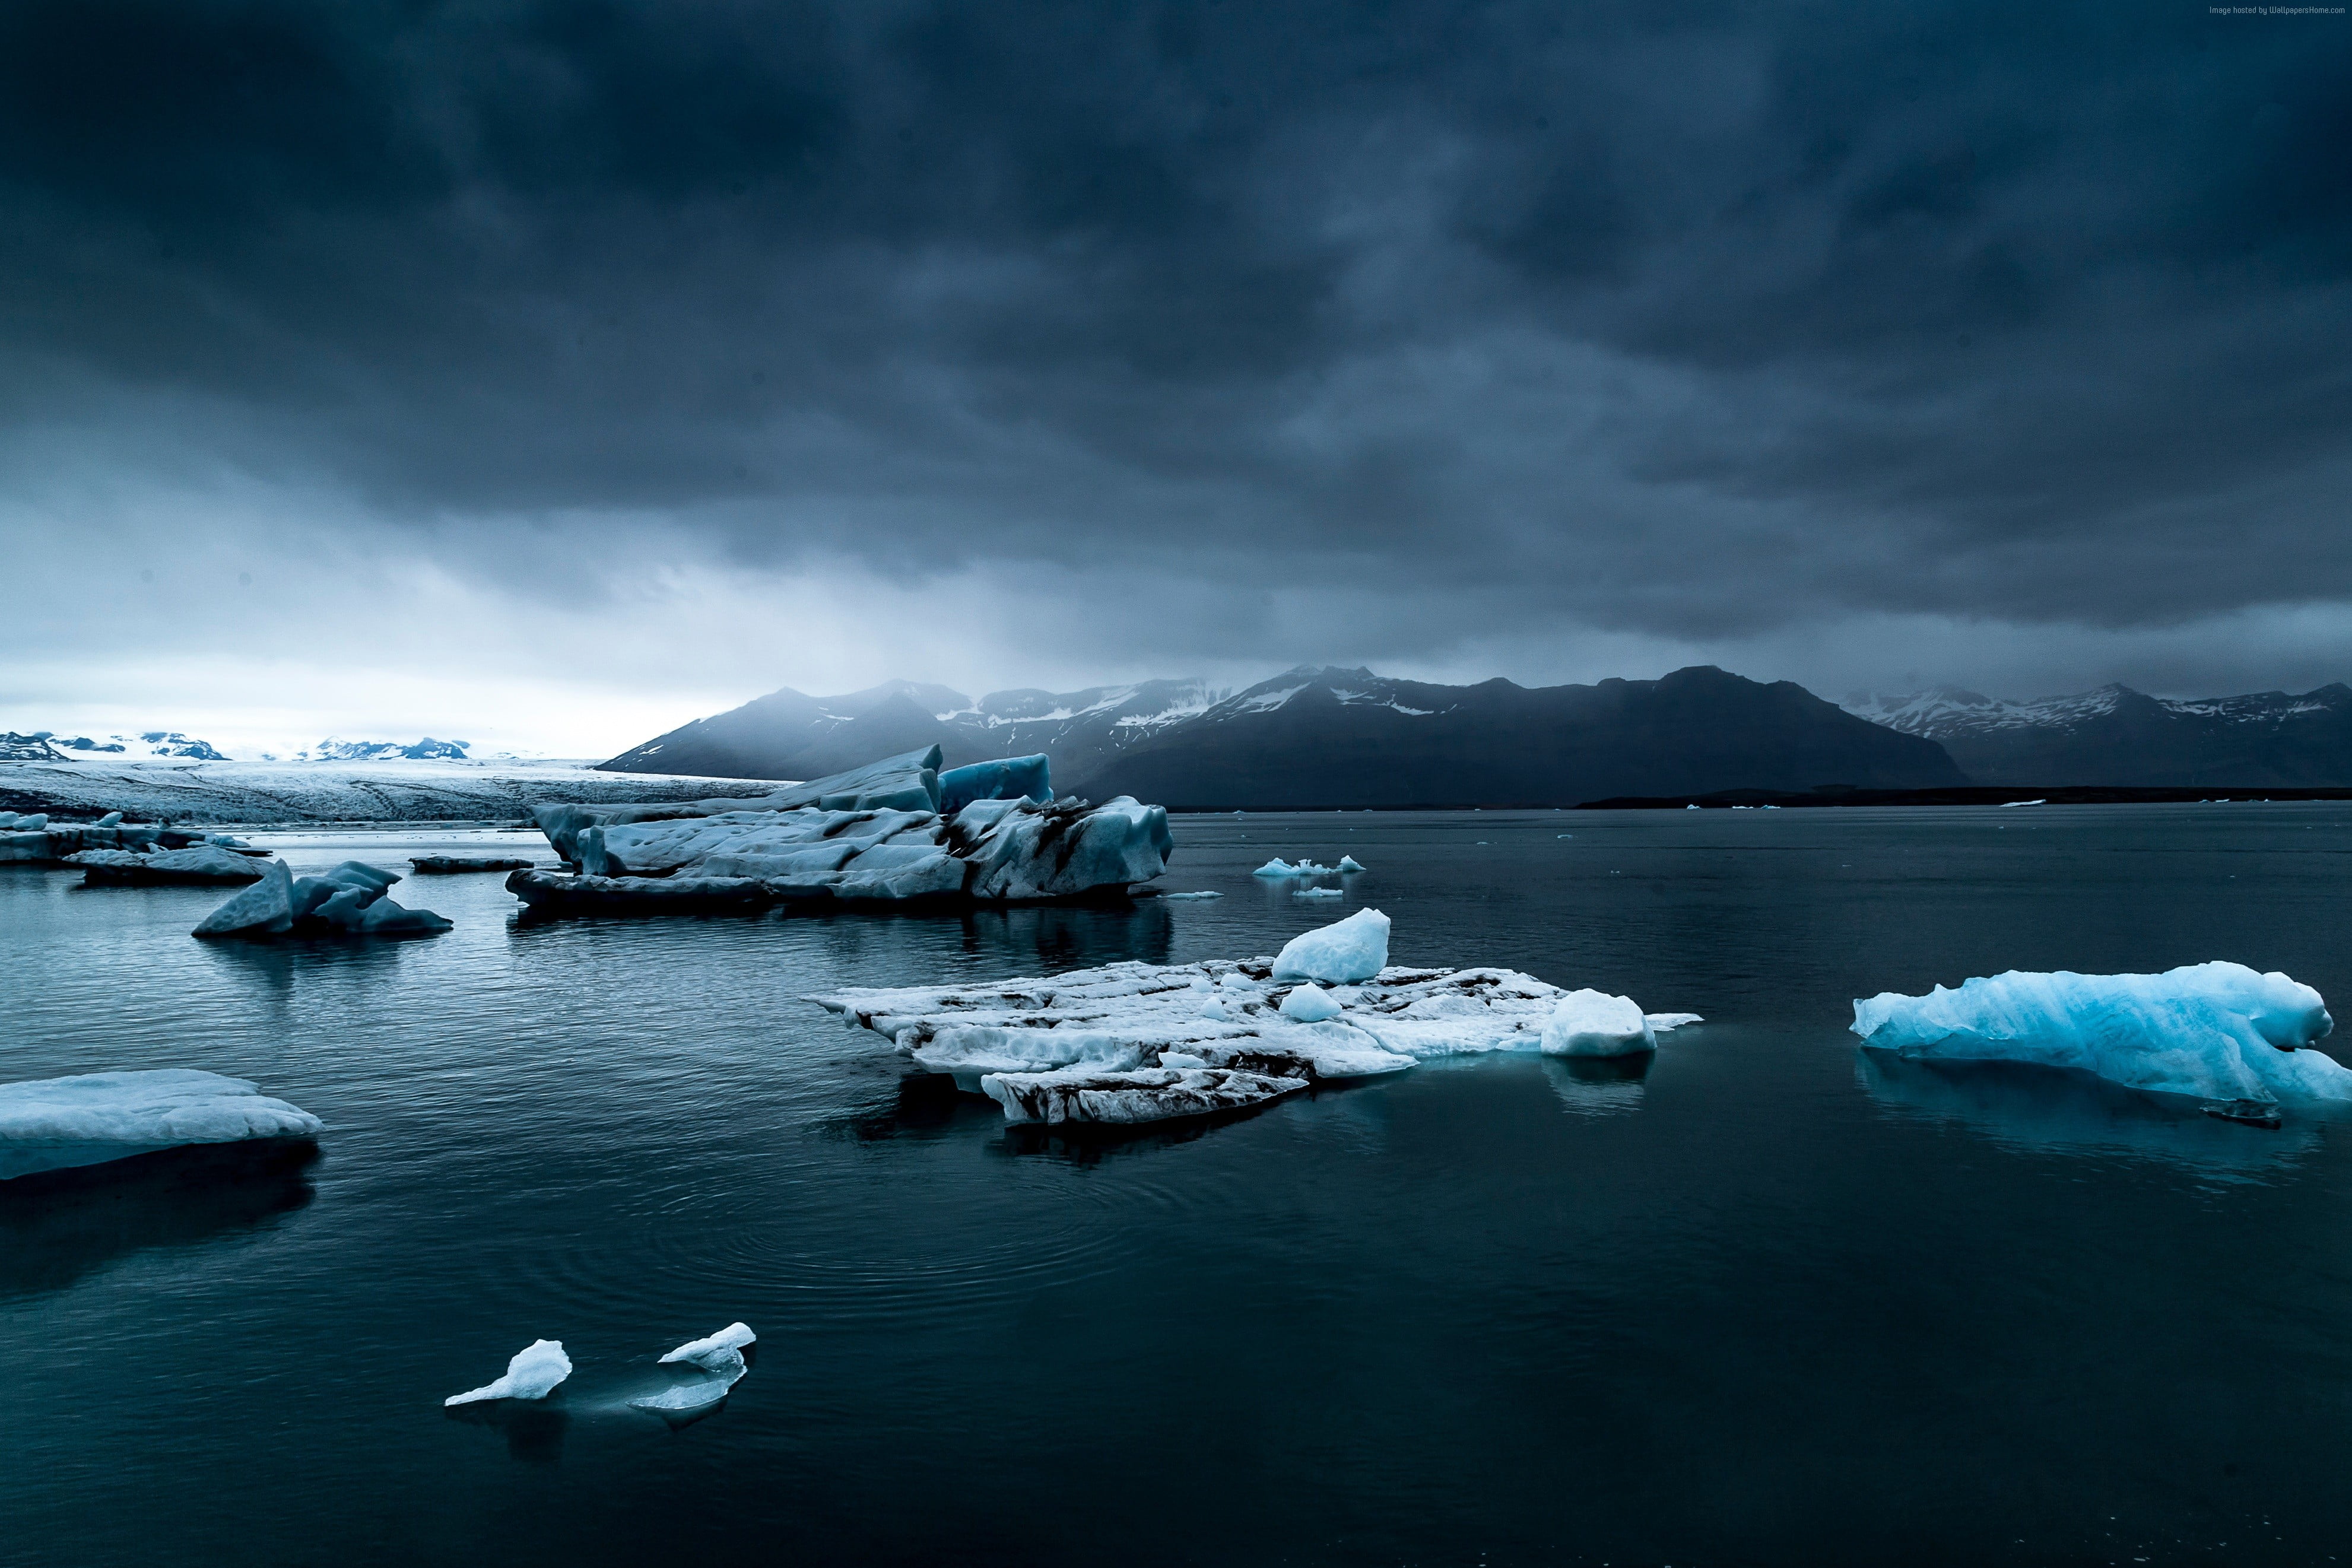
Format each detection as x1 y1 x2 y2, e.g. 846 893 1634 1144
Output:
0 1068 321 1180
1158 891 1223 900
193 859 453 939
1252 858 1336 878
809 911 1697 1128
634 1322 757 1413
68 845 267 884
508 747 1172 915
410 855 534 874
1852 962 2352 1107
1999 799 2048 809
446 1340 572 1406
1337 855 1366 872
1297 886 1345 899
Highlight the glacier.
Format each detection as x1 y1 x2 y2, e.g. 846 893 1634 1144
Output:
510 747 1173 914
0 1069 322 1181
446 1340 572 1406
1851 962 2352 1106
193 859 453 939
810 912 1694 1128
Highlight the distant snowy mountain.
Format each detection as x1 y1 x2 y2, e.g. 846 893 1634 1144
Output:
39 731 233 761
1842 683 2352 785
605 665 1961 806
282 737 473 762
599 678 1228 785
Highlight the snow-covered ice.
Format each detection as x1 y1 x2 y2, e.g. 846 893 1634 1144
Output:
1540 991 1656 1056
1272 907 1390 983
810 912 1688 1128
1297 886 1345 899
1852 962 2351 1105
1159 891 1222 900
446 1340 572 1405
1337 855 1366 872
0 1069 321 1180
1253 858 1335 878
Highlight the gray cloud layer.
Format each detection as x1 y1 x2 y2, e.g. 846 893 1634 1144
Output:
5 0 2350 700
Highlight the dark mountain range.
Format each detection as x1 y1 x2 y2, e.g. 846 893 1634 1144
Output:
604 665 1964 807
599 678 1227 785
1843 683 2352 786
1081 665 1963 808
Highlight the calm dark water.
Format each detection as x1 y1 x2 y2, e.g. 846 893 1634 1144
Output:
7 805 2352 1567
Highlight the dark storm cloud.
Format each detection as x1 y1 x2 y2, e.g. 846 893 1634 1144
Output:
4 0 2348 645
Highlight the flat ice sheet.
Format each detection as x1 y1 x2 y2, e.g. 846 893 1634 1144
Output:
0 1068 322 1180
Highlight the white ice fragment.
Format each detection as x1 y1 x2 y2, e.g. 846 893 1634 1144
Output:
1252 858 1297 878
1337 855 1366 872
1272 907 1391 983
1297 886 1344 899
445 1340 572 1405
1280 982 1342 1023
1645 1012 1704 1031
631 1348 746 1412
96 811 122 827
1999 799 2048 808
1159 891 1223 899
659 1322 756 1367
1851 962 2350 1104
192 859 296 938
1540 990 1657 1057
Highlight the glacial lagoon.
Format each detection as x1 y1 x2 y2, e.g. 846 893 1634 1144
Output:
7 804 2352 1565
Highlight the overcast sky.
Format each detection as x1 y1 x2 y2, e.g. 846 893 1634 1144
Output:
5 1 2349 757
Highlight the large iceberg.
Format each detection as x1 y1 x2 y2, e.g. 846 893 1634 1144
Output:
1851 962 2352 1106
0 1069 322 1180
193 859 453 939
810 913 1695 1128
510 747 1173 914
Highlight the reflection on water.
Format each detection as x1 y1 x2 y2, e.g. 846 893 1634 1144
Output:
443 1395 570 1465
1543 1052 1651 1117
1856 1049 2325 1172
0 1141 319 1299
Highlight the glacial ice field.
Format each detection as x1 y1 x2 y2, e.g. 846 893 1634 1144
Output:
10 803 2352 1567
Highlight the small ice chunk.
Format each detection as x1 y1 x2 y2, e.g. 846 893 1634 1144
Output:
1280 982 1342 1022
1645 1012 1704 1031
1252 858 1297 878
1272 907 1391 983
97 811 123 828
1159 891 1223 900
660 1322 756 1367
1540 990 1657 1057
632 1347 746 1412
1297 887 1344 899
1337 855 1366 872
445 1340 572 1405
